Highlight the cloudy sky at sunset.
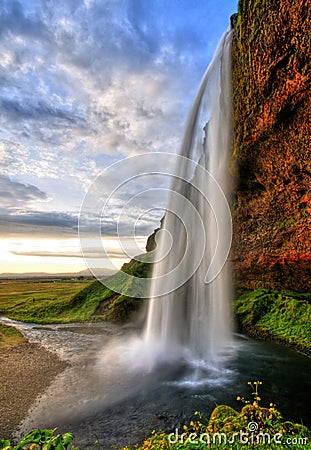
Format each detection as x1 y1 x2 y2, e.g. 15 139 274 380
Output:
0 0 237 274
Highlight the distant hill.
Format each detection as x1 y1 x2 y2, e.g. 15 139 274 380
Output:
0 267 117 279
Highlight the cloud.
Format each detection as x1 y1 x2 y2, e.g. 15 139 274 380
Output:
0 0 235 156
0 212 78 242
0 175 48 209
0 1 48 40
0 176 78 235
2 211 77 227
0 96 87 126
0 0 237 248
0 219 77 238
9 249 125 259
0 172 164 239
0 198 162 239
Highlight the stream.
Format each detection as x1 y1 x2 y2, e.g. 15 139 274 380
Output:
1 317 310 449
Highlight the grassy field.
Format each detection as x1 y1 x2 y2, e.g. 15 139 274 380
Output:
0 256 151 325
0 279 92 324
0 324 27 348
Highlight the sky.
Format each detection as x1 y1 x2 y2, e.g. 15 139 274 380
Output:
0 0 237 274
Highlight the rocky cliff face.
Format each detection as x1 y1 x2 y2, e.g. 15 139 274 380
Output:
231 0 311 292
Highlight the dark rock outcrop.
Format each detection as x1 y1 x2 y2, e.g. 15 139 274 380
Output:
231 0 311 292
146 227 160 252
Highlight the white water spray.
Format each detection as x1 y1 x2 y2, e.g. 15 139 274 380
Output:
143 29 234 369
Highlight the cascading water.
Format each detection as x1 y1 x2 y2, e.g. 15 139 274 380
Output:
143 29 234 369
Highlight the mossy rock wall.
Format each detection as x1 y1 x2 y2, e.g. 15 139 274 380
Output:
231 0 311 292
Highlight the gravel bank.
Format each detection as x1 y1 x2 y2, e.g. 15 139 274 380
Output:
0 342 67 439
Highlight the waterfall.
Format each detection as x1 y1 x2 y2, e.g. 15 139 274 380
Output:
143 29 234 369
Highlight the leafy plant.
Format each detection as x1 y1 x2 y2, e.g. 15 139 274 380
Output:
0 429 76 450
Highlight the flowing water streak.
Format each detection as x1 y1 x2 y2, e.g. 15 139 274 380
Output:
143 29 234 369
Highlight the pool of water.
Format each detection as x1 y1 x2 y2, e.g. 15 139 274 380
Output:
1 317 310 449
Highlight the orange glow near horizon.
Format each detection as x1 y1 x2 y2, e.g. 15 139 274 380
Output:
0 237 138 274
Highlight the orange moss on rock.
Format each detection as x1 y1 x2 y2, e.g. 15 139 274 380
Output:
231 0 311 292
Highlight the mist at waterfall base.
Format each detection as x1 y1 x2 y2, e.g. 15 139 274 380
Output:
9 28 311 448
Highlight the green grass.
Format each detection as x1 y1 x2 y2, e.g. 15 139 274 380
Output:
2 269 310 356
0 279 92 324
0 256 152 324
234 288 311 354
0 324 27 348
70 256 152 322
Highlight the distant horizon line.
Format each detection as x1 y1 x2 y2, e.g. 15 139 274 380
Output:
0 267 118 278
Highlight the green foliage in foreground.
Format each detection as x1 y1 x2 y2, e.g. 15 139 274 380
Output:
0 324 27 348
2 383 310 449
0 428 75 450
234 288 311 354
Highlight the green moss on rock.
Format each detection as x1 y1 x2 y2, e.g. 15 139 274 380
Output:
234 288 311 354
70 255 153 323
